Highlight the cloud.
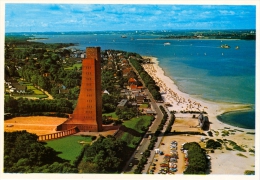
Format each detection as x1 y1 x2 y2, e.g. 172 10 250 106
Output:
219 10 235 15
4 4 256 32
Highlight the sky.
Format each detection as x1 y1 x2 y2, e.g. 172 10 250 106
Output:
4 3 257 32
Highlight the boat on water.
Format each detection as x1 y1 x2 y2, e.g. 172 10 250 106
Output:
121 35 127 38
235 46 239 49
164 42 171 46
221 44 230 49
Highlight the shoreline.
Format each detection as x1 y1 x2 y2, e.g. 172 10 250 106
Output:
141 55 255 132
136 38 242 41
141 55 255 174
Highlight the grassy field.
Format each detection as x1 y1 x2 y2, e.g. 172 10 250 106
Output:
123 115 154 133
119 115 154 148
45 135 93 163
102 112 118 120
9 81 48 98
120 133 141 148
27 85 45 95
64 63 82 70
139 103 149 108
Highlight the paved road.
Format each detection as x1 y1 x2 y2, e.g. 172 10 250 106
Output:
142 106 172 174
121 99 163 174
122 60 168 174
121 87 163 173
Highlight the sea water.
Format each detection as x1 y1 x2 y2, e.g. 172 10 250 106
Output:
31 32 256 129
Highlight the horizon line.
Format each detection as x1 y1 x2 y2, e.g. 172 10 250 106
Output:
5 28 256 33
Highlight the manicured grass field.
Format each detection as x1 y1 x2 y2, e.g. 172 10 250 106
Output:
27 85 45 95
118 115 154 148
120 133 141 148
45 135 93 163
64 63 82 70
123 115 154 133
139 103 149 108
102 112 118 120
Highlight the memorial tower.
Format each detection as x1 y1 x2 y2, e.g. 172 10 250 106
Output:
57 47 102 132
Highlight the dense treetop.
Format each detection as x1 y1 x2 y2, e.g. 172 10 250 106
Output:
4 131 78 173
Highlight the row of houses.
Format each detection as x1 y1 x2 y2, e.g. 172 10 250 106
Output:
118 77 156 115
5 79 27 94
101 50 156 115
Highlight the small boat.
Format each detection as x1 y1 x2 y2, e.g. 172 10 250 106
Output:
121 35 127 38
235 46 239 49
221 44 230 48
164 42 171 46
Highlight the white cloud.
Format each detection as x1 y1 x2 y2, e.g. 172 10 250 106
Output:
180 10 193 15
219 10 235 15
41 22 48 27
154 10 162 15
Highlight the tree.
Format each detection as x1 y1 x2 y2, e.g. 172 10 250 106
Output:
183 142 208 174
82 135 128 173
4 96 18 113
206 139 222 149
4 131 77 173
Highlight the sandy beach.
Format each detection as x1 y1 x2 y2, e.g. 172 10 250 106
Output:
142 56 255 175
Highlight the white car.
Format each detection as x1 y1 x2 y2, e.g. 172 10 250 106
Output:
206 155 211 160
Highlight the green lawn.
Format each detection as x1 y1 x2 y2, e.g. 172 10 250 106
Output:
45 135 93 163
27 85 45 95
118 115 154 148
139 103 149 108
102 112 118 120
64 63 82 70
120 133 141 148
123 115 154 133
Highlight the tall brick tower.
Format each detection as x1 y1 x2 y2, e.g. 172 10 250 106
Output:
57 47 102 132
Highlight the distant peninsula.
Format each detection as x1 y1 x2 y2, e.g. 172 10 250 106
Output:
158 29 256 40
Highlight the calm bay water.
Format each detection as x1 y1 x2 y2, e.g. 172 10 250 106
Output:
33 32 256 129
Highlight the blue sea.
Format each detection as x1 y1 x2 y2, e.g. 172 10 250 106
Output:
30 31 256 129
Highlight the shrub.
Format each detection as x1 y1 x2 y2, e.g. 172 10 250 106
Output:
244 170 255 175
207 131 213 137
206 139 222 149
